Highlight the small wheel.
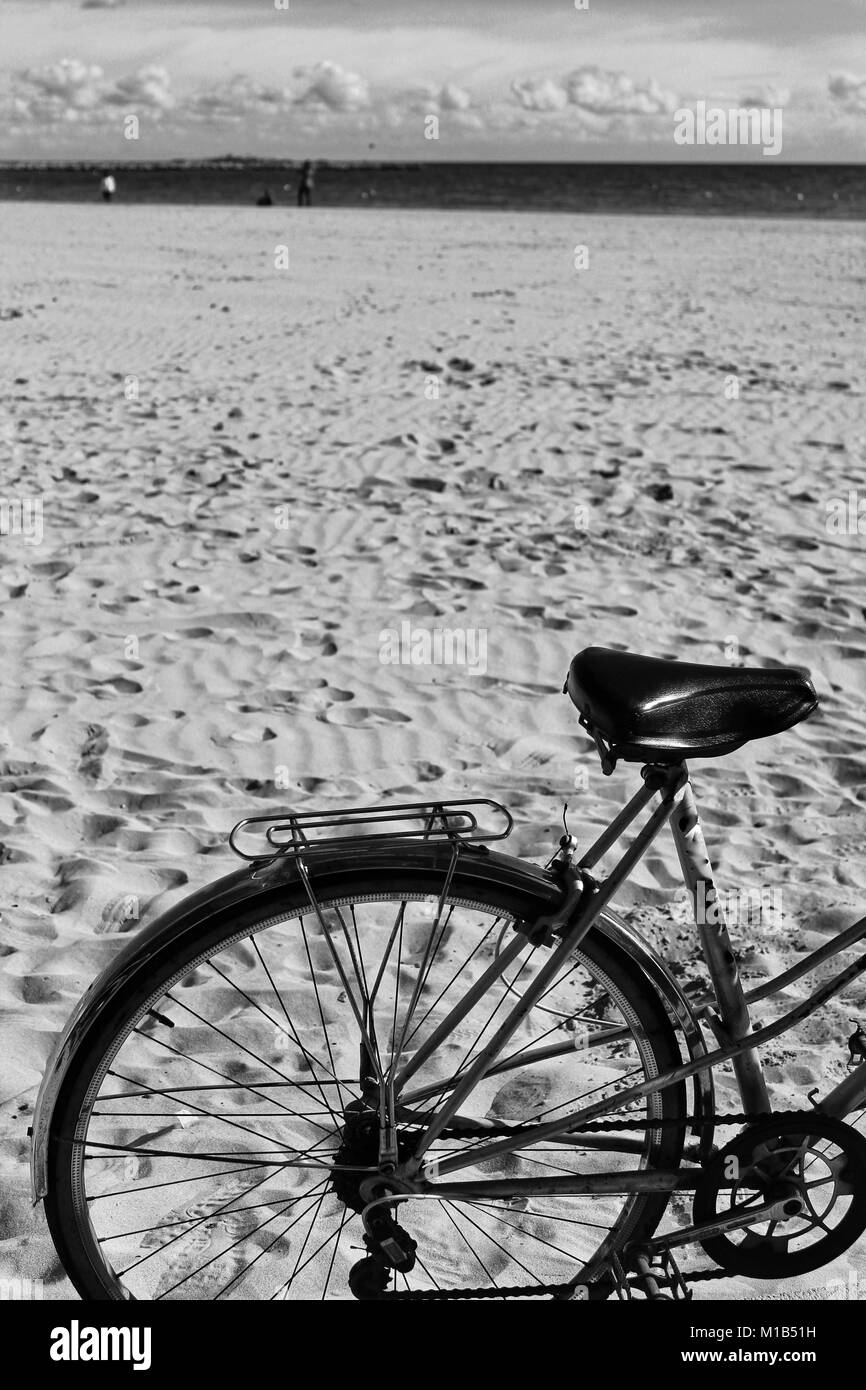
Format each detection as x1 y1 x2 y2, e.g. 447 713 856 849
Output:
693 1113 866 1278
348 1257 391 1301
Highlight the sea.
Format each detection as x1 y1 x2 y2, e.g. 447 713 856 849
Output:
0 161 863 218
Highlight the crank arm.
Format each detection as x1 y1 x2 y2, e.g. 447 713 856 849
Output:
639 1195 802 1257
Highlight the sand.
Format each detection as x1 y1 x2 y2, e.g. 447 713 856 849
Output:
0 202 864 1299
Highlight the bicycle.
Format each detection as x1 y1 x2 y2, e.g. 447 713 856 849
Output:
30 646 866 1300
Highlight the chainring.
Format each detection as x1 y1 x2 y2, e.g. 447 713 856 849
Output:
693 1112 866 1278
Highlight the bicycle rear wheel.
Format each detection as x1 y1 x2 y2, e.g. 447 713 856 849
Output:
45 865 686 1299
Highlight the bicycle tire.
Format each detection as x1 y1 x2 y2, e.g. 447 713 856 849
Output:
43 864 687 1300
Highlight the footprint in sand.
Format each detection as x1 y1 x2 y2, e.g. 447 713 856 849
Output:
78 724 108 780
402 432 459 468
80 813 149 844
296 776 330 794
487 1071 553 1121
289 630 338 661
321 706 412 728
87 675 143 698
412 761 445 783
407 476 448 492
11 779 75 812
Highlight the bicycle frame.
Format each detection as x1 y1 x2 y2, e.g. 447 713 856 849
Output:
353 760 866 1194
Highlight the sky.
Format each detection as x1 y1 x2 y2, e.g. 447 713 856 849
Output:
0 0 864 161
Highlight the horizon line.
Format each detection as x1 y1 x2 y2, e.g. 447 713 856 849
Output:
1 156 863 169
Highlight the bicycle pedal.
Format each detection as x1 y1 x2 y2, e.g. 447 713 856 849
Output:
606 1251 633 1301
626 1246 693 1301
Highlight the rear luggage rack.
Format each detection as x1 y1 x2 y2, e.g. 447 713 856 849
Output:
229 799 514 863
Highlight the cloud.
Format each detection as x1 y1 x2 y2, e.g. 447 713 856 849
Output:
188 76 283 123
737 85 791 108
24 59 106 111
564 66 677 115
439 82 471 111
510 65 677 118
110 66 173 111
828 71 866 111
14 59 173 123
4 50 857 161
295 61 369 110
183 61 373 129
511 77 568 112
4 57 374 133
392 81 473 116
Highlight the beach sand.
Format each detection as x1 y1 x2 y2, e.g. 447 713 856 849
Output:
0 203 864 1299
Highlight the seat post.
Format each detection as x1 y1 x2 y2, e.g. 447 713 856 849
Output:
670 775 771 1115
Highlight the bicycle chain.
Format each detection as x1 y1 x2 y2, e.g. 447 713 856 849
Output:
436 1109 789 1140
375 1109 816 1300
379 1279 579 1300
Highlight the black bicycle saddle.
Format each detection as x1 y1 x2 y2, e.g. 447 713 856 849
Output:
565 647 818 768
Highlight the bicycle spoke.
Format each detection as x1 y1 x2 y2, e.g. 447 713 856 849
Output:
441 1203 500 1288
444 1200 538 1283
318 1208 352 1301
122 1034 336 1137
465 1199 591 1263
87 1163 280 1202
103 1066 330 1151
401 916 503 1050
449 943 541 1079
114 1168 282 1276
159 996 337 1130
251 934 350 1122
157 1179 331 1299
467 1199 614 1233
390 873 460 1064
299 914 356 1104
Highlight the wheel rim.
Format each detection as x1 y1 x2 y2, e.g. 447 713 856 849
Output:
58 890 677 1299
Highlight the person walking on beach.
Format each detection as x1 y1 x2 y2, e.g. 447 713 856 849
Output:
100 172 116 202
297 160 314 207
